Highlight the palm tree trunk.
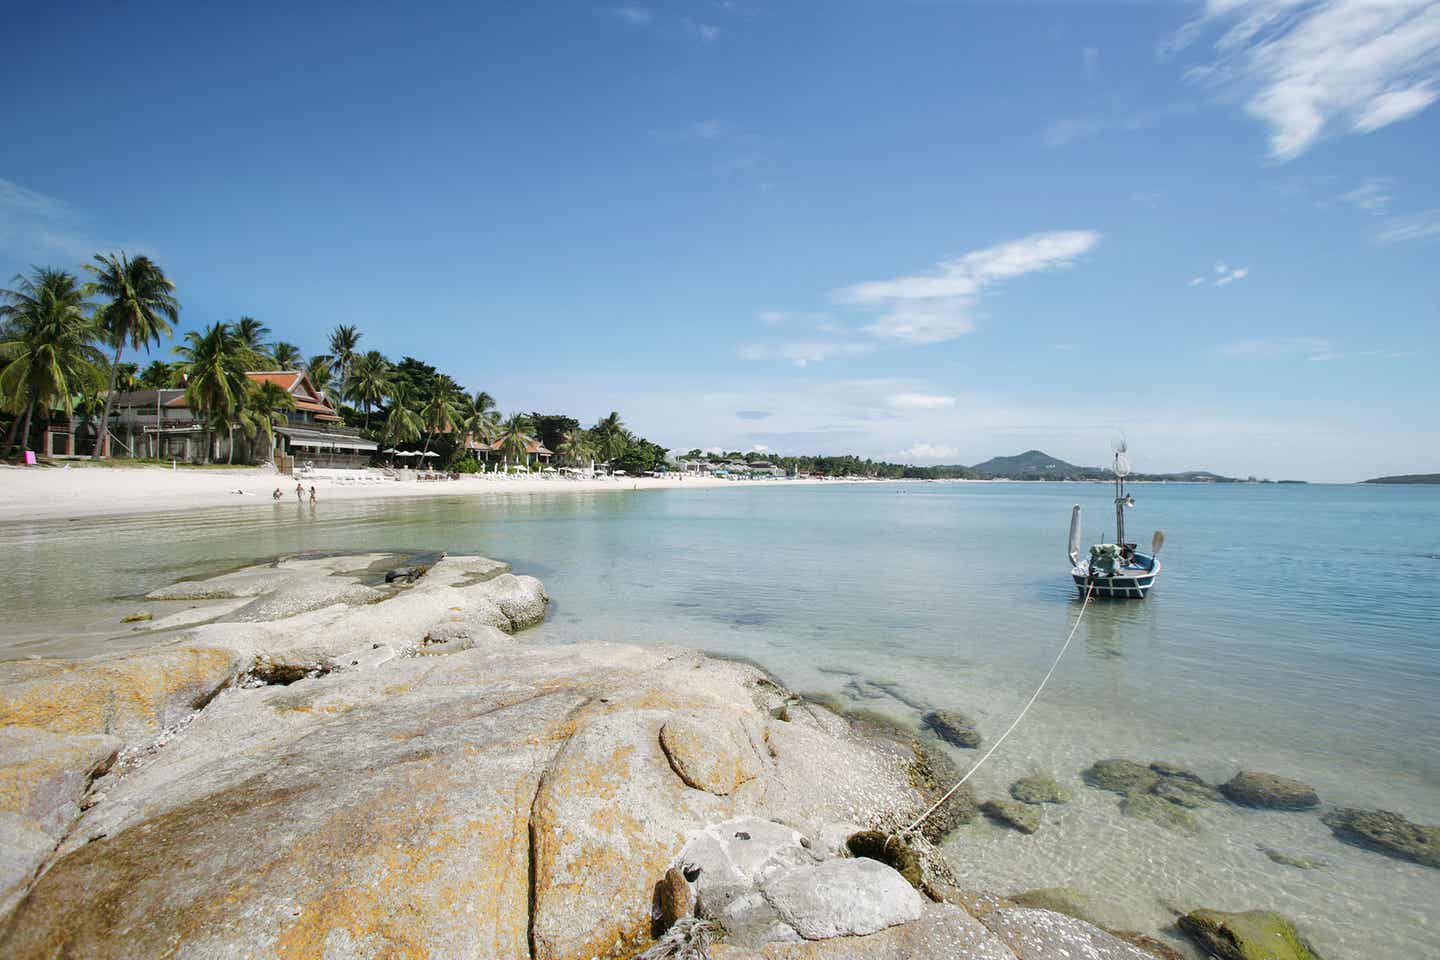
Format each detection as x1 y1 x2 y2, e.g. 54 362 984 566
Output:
92 338 126 460
226 426 234 464
9 399 36 457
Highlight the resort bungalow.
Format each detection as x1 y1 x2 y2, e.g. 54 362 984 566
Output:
107 371 377 467
468 434 554 471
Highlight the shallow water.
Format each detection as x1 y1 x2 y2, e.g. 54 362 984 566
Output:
3 481 1438 956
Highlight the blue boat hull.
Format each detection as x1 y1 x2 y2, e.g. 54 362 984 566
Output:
1071 553 1161 599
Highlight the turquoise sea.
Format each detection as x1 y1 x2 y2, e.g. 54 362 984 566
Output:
4 481 1438 957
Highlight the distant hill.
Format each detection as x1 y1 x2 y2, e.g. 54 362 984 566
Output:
937 449 1245 482
968 450 1097 479
1362 473 1440 485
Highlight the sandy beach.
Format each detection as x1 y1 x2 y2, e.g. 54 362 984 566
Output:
0 464 850 523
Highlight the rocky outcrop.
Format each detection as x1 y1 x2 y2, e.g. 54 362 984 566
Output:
1178 908 1324 960
1319 807 1439 868
1010 774 1071 805
1220 772 1319 811
922 709 982 748
0 645 248 741
981 908 1158 960
0 727 120 916
0 558 933 960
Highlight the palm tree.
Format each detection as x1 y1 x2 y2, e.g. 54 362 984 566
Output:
418 375 461 455
306 355 335 398
1 269 106 456
84 253 179 459
327 324 361 384
592 411 628 472
345 350 392 430
557 428 595 469
460 390 499 460
382 384 424 448
497 413 533 472
272 341 303 370
234 317 272 366
113 362 140 393
173 322 249 463
138 360 180 389
238 380 295 463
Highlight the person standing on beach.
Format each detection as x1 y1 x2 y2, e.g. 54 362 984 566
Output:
295 482 304 502
309 485 317 504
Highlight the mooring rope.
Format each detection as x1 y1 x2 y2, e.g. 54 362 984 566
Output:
896 579 1096 840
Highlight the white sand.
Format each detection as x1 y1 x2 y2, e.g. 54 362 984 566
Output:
0 464 852 522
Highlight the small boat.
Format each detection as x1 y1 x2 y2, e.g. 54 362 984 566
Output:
1067 445 1163 599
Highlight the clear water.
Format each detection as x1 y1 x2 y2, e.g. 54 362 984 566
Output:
3 482 1438 956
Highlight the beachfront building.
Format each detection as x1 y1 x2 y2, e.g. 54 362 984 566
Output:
468 434 554 471
106 371 377 467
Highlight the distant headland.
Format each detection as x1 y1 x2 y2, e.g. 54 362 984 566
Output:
1361 473 1440 485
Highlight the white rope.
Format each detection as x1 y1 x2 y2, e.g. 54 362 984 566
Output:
899 579 1095 839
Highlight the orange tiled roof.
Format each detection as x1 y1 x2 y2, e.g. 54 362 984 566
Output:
162 370 340 421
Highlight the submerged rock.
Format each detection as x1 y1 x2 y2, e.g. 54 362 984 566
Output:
119 611 152 624
981 799 1042 834
1220 772 1319 811
1010 774 1071 805
1258 846 1329 870
1178 908 1324 960
907 739 978 843
1320 807 1440 869
1083 759 1159 796
1119 794 1198 832
921 710 981 748
1154 778 1221 808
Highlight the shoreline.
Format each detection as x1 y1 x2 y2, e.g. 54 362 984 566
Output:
0 464 866 524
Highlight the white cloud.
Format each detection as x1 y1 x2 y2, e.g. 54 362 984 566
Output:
886 393 957 410
1374 208 1440 243
1191 262 1250 287
749 444 769 453
1339 176 1395 214
736 340 875 368
757 309 787 325
898 443 960 462
611 4 652 25
1172 1 1440 161
835 230 1102 345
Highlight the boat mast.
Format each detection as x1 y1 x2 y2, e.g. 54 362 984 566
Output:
1114 451 1126 547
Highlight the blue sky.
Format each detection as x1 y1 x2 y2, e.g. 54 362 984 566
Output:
2 1 1437 481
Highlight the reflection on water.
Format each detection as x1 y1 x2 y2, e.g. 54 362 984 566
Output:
2 481 1438 957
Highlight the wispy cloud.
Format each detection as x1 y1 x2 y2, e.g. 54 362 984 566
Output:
735 340 874 368
834 230 1102 344
1040 102 1202 147
736 410 772 420
1170 1 1440 162
610 4 652 25
0 177 148 265
1219 337 1335 360
1374 208 1440 243
1339 176 1395 214
1191 262 1250 287
886 393 957 410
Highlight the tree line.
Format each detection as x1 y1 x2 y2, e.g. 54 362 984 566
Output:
0 253 671 470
